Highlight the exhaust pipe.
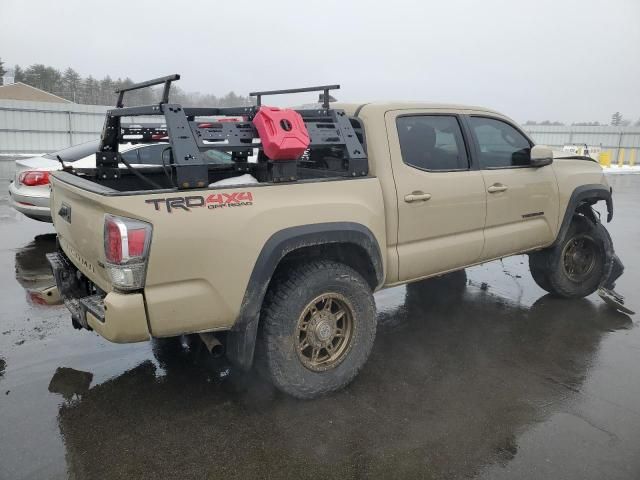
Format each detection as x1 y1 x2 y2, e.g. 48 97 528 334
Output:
198 332 225 358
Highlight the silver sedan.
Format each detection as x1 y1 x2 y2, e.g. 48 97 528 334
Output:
8 141 172 222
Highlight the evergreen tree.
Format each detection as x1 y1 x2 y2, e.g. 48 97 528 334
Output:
0 58 6 84
99 75 115 104
23 64 63 94
6 60 254 106
611 112 623 126
82 76 100 104
61 67 82 102
13 65 24 82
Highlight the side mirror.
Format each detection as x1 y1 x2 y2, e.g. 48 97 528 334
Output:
530 145 553 167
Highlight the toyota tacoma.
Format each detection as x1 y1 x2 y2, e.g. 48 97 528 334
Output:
47 75 628 398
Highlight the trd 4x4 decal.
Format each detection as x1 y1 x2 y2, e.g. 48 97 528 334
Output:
145 192 253 212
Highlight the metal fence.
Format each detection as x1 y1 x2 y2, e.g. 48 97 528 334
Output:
523 125 640 166
0 99 109 154
0 99 159 154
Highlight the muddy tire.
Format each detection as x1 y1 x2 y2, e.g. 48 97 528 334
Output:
528 215 608 298
258 260 376 399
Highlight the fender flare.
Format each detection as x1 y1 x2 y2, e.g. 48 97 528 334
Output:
226 222 384 370
553 184 612 247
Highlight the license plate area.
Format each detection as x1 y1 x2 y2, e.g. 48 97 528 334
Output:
46 250 106 328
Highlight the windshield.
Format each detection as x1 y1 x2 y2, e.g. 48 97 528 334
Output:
42 140 100 162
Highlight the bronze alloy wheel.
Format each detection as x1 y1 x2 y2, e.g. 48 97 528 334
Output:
561 234 598 282
295 293 355 372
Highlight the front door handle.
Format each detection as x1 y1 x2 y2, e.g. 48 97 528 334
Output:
404 191 432 203
487 184 508 193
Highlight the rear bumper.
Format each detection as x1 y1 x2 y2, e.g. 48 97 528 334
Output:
88 292 149 343
8 181 52 221
47 250 150 343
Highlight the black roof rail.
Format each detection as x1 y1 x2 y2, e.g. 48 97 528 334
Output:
115 74 180 107
250 85 340 109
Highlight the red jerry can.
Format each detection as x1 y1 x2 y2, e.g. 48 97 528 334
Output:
253 106 310 160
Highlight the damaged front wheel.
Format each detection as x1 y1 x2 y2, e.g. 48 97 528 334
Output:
529 215 608 298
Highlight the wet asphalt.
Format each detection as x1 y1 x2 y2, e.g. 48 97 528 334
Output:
0 174 639 480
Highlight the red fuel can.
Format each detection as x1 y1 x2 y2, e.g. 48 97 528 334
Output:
253 106 310 160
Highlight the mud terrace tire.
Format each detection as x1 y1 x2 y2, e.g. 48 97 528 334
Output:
528 215 608 298
258 260 376 399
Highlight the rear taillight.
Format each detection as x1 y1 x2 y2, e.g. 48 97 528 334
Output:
19 170 50 186
104 215 152 290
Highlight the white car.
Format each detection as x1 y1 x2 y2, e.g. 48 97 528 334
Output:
8 140 233 222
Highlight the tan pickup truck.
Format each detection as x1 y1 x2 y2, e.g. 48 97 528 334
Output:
47 76 625 398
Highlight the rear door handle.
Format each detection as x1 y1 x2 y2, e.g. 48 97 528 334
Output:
404 191 432 203
487 184 508 193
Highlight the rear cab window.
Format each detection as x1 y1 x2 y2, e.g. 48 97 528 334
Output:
396 116 469 171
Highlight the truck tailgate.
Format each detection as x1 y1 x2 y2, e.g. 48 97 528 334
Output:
50 173 114 292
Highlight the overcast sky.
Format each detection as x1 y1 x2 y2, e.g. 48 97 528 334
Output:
1 0 639 123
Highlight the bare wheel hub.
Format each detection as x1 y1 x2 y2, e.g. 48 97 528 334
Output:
562 234 598 282
295 293 355 372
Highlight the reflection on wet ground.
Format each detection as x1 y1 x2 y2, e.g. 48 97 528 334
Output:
48 367 93 401
1 176 640 480
15 233 61 305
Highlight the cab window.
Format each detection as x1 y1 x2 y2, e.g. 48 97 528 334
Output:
468 117 531 168
396 116 469 171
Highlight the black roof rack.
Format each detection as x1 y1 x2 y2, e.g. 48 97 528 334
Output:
96 75 367 189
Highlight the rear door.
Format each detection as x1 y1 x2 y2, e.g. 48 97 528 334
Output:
466 115 559 260
386 110 487 281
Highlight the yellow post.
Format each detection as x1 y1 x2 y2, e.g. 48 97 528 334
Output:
617 149 625 167
630 149 637 167
599 151 611 167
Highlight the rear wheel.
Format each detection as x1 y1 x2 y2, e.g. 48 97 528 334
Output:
258 260 376 399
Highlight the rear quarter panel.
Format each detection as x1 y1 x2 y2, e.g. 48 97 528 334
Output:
142 178 386 336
